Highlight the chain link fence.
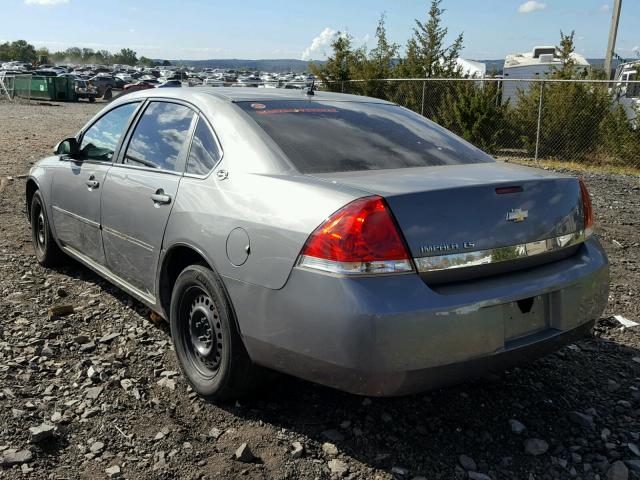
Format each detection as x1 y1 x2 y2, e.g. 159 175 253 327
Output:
324 78 640 170
0 74 32 101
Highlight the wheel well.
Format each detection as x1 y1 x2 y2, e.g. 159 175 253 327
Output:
159 246 209 318
25 179 38 221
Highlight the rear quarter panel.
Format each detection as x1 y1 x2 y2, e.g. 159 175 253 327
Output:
163 170 365 290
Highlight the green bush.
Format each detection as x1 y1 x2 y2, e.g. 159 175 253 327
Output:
510 81 611 160
598 104 640 167
434 81 510 154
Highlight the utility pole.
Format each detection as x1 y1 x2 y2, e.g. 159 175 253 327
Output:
604 0 622 79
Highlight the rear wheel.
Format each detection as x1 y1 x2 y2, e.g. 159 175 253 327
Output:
170 264 261 400
30 190 65 267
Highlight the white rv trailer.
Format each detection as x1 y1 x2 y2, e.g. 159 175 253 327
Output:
456 58 486 78
611 61 640 125
502 46 590 104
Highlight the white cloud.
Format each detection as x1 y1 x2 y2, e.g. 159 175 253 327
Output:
24 0 69 5
600 3 609 12
517 1 546 13
301 27 337 61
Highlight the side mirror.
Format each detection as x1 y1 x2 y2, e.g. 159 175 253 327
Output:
54 137 79 156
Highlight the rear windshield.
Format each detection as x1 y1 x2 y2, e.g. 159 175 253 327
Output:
238 100 493 174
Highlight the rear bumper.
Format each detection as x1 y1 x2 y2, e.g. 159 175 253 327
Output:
226 238 609 396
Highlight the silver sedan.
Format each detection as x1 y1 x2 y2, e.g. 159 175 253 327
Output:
26 88 609 399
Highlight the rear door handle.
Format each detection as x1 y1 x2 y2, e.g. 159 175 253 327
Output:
151 189 172 205
86 175 99 189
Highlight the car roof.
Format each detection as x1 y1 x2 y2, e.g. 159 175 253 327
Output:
117 87 395 105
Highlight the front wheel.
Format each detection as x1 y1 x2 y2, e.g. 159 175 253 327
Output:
30 190 66 267
170 264 261 400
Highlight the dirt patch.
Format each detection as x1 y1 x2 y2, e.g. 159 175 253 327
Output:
0 101 639 479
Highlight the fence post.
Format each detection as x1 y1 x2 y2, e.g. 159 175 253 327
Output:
421 80 426 116
534 80 544 163
341 81 345 93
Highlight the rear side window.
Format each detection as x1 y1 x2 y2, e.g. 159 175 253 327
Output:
79 102 139 161
186 117 221 175
124 102 195 172
238 100 493 173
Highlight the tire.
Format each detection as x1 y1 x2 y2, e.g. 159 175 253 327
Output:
170 264 261 400
89 96 95 103
30 190 66 267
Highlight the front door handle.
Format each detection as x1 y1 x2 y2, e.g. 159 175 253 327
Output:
86 175 99 189
151 189 172 205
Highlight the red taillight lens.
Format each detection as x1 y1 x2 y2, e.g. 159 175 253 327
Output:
578 178 594 237
298 196 413 275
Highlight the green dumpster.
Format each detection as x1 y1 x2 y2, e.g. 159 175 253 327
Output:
13 75 75 101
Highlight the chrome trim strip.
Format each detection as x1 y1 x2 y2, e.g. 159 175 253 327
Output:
51 205 100 229
414 230 588 273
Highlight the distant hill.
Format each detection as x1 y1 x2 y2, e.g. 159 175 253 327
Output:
161 58 320 72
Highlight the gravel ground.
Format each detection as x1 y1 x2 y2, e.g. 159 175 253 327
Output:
0 100 639 480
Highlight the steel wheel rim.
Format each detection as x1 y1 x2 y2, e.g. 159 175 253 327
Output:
179 286 223 378
37 211 46 246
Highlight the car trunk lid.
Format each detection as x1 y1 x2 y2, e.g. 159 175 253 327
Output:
311 162 585 283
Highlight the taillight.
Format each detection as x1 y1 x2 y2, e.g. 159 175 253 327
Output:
578 178 594 238
297 196 413 275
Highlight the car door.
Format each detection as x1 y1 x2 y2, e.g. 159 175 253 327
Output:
100 100 197 296
50 101 140 264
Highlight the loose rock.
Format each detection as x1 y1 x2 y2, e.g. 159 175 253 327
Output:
29 423 55 443
234 443 255 463
0 449 33 467
328 458 349 476
524 438 549 456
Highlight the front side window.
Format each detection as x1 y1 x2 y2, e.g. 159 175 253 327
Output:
186 117 221 175
124 102 195 172
79 102 139 161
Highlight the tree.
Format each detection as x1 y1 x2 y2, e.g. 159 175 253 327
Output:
391 1 465 117
81 48 95 62
310 32 363 92
355 14 399 100
1 40 38 63
113 48 137 65
139 56 158 67
95 50 113 65
396 0 464 79
435 81 510 154
161 60 172 66
598 104 640 167
510 31 611 161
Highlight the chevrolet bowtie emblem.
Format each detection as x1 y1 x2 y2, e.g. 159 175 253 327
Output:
506 208 528 222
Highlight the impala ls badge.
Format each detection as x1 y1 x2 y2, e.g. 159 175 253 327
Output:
420 241 475 254
506 208 528 223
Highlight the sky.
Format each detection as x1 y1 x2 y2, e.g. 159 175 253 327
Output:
1 0 638 61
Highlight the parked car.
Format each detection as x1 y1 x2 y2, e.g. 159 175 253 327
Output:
73 79 97 102
123 81 155 92
90 75 116 89
26 88 609 400
114 77 127 89
156 79 182 88
203 78 224 87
